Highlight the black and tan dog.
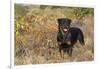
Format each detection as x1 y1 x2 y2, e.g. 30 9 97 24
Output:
57 18 85 57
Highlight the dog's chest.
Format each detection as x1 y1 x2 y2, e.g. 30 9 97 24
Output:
61 32 71 43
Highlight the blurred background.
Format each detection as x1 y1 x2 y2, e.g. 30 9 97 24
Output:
14 4 94 65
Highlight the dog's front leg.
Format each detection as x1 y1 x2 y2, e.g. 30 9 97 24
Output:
59 46 64 59
61 49 64 58
68 47 73 56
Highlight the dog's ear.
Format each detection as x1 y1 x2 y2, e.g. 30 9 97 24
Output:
68 19 72 23
57 19 61 24
68 19 71 26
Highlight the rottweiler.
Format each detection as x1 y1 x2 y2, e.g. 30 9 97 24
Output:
57 18 85 57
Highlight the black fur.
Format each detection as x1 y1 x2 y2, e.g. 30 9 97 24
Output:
57 18 85 56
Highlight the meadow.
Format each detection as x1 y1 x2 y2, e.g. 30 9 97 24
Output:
14 4 94 65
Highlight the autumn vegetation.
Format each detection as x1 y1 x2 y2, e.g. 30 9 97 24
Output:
14 4 94 65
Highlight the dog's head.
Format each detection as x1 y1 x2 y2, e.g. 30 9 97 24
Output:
57 18 71 32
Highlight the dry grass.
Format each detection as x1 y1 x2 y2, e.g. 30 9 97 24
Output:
14 5 94 65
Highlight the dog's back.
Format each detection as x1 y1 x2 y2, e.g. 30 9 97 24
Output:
68 27 85 45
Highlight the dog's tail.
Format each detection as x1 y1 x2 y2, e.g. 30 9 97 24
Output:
78 30 85 46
